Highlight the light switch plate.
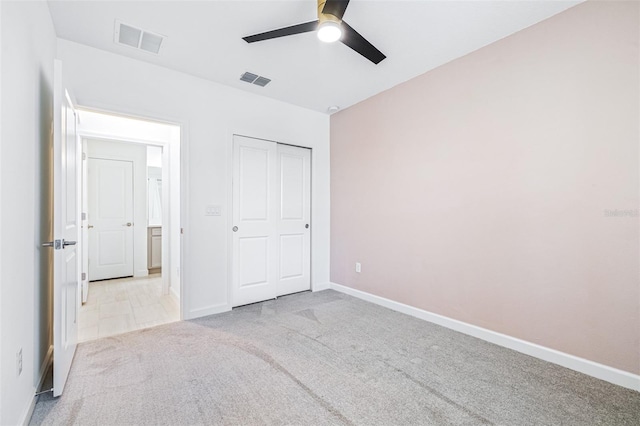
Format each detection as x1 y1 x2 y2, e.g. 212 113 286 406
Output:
205 205 222 216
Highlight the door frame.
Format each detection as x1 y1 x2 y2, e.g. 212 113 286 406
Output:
226 131 314 310
76 108 185 318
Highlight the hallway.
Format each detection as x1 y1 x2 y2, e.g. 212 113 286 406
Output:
78 274 180 342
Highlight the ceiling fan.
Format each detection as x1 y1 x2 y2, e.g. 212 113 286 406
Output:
242 0 386 64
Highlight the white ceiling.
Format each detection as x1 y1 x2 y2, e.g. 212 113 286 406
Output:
47 0 582 114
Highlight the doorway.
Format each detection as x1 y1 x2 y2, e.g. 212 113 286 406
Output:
78 274 178 341
231 135 311 307
77 110 182 341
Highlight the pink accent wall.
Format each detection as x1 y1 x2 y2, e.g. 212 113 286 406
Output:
330 1 639 374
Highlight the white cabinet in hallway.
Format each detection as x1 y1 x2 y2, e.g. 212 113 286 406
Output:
148 226 162 274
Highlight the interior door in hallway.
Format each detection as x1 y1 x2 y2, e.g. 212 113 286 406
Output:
88 158 134 281
231 135 311 307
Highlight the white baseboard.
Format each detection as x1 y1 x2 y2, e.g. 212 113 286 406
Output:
21 345 54 425
312 281 331 292
19 395 36 426
329 282 640 392
185 303 230 320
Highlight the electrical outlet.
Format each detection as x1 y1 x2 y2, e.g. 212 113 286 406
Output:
16 348 22 376
355 262 361 273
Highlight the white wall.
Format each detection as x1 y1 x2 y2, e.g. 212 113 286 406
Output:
147 145 162 168
86 139 148 278
0 1 57 424
330 1 639 375
57 39 331 319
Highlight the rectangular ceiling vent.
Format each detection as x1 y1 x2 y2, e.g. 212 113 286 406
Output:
115 20 165 55
240 72 259 83
253 76 271 87
240 72 271 87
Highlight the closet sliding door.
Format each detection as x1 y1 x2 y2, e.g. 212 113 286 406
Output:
231 135 311 307
276 144 311 297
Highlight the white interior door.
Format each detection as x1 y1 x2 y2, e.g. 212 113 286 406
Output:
231 136 311 307
52 59 80 397
276 144 311 296
87 158 134 281
232 136 278 306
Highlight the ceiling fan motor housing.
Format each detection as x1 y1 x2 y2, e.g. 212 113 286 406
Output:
318 0 342 24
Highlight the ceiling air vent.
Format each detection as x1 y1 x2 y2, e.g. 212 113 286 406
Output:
253 76 271 87
115 20 165 54
118 23 141 48
240 72 259 83
239 72 271 87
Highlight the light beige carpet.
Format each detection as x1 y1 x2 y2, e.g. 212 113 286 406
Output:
31 290 640 425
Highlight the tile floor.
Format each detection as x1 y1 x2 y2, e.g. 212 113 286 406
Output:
78 274 180 342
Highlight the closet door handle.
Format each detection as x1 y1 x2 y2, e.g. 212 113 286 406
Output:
232 226 238 232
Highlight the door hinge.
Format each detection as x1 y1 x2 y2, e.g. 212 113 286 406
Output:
82 152 86 160
81 272 86 281
81 212 87 221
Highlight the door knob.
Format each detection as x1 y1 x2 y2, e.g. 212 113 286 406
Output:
305 224 309 229
63 240 76 248
232 226 238 232
123 222 132 227
88 225 94 229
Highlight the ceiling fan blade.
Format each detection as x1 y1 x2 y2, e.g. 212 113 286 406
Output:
322 0 350 20
243 21 319 43
340 21 386 64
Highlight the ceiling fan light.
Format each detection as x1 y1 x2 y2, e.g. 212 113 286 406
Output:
317 21 342 43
